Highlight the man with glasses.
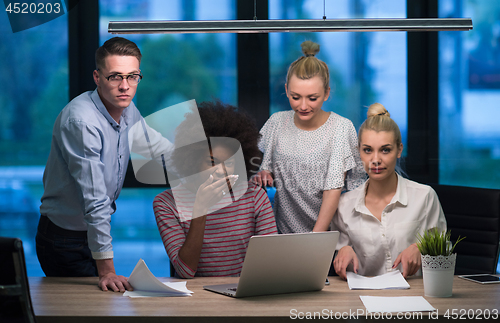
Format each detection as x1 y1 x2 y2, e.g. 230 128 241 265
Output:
37 37 169 292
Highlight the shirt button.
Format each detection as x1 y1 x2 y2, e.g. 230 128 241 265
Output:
382 234 385 237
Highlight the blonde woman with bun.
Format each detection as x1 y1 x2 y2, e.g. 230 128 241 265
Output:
253 40 365 233
332 103 447 280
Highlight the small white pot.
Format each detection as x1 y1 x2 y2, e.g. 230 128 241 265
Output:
421 254 456 297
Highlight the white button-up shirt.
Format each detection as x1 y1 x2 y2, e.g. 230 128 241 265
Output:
332 174 447 276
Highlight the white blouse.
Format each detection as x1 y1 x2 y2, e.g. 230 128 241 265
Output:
332 174 447 276
259 110 365 233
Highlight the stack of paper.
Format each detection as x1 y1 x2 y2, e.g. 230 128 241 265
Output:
346 271 410 290
360 296 435 313
123 259 193 297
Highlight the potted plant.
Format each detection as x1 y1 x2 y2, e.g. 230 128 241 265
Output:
416 228 465 297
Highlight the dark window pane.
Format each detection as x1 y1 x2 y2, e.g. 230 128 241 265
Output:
99 0 237 276
439 0 500 189
269 0 407 151
100 0 237 115
0 12 68 277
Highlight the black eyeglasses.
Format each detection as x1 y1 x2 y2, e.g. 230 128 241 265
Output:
102 72 143 86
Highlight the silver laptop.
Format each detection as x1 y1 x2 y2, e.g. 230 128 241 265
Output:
203 231 339 298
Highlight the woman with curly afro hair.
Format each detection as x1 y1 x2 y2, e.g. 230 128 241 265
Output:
153 101 277 278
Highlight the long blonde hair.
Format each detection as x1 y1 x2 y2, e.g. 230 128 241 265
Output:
286 41 330 93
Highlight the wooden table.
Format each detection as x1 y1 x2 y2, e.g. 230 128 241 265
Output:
30 276 500 322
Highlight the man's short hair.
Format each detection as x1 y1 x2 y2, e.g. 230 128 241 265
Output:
95 37 142 70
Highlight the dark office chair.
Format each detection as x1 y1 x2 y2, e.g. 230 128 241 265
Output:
0 237 37 323
430 184 500 275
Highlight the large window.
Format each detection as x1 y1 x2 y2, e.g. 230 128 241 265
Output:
0 11 68 276
1 0 499 277
439 0 500 189
100 0 237 114
269 0 407 149
99 0 237 276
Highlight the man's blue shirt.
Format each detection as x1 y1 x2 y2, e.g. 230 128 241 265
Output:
40 89 167 259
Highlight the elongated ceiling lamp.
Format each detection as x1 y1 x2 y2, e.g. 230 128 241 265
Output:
109 17 472 34
109 0 471 34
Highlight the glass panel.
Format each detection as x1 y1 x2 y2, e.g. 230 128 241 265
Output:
111 188 168 275
269 0 407 150
100 0 237 276
0 13 68 276
439 0 500 189
100 0 237 116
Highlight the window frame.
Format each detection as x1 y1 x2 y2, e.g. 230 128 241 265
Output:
71 0 439 188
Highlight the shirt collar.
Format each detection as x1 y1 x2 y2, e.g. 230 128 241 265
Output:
90 89 131 130
392 173 408 207
354 173 408 215
354 180 370 215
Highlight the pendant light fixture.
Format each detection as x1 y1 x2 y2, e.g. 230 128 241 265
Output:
108 1 472 34
108 18 472 34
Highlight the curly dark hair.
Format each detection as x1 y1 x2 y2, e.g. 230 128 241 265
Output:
170 100 262 179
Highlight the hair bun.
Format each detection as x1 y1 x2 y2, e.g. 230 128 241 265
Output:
301 40 320 57
367 103 390 118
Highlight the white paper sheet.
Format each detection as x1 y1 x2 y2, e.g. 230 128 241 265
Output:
360 296 436 313
123 259 193 297
347 271 410 290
